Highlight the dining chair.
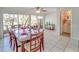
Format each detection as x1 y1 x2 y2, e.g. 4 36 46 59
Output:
38 29 44 51
9 31 21 52
24 32 43 52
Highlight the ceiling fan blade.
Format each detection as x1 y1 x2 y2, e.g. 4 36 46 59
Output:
41 8 47 12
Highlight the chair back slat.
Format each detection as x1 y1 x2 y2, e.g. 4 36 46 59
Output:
29 32 42 52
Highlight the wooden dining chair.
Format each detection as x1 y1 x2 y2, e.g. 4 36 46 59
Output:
24 32 43 52
30 33 42 52
9 31 21 52
38 30 44 51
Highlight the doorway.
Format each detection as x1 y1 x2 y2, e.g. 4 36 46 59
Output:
60 10 72 37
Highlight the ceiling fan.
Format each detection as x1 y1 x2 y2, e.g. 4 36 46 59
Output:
34 7 47 13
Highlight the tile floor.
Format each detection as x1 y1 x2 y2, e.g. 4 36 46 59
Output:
44 30 79 52
0 30 79 52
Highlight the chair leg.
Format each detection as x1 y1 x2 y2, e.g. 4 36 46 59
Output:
42 38 44 51
16 46 18 52
21 43 26 52
13 43 18 52
40 42 41 52
13 43 15 51
42 43 44 51
10 39 12 48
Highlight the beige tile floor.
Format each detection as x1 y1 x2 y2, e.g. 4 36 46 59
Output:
44 30 79 52
0 30 79 52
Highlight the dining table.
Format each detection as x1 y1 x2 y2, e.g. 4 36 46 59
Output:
13 28 44 52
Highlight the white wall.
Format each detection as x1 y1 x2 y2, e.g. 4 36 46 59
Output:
45 13 57 25
69 8 79 49
45 9 60 35
72 8 79 40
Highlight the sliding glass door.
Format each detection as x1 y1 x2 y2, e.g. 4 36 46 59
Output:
3 14 44 36
3 14 18 35
31 15 44 29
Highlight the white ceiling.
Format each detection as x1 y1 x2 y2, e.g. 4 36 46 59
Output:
0 7 57 15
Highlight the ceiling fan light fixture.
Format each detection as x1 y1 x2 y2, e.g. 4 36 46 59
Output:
36 10 40 13
34 7 47 13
